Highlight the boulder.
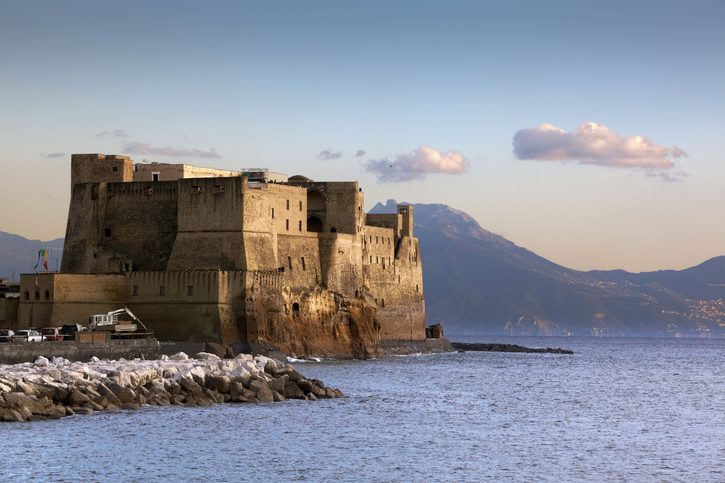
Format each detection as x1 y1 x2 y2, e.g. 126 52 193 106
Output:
106 382 136 404
0 407 25 422
194 352 221 362
269 375 288 394
205 375 231 393
297 379 314 394
204 342 232 359
284 382 305 399
179 377 203 395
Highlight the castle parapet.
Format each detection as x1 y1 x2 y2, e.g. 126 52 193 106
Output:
71 154 133 185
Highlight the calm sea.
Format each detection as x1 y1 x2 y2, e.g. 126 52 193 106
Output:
1 336 723 482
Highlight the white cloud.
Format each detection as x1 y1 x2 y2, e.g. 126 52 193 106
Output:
96 129 128 139
121 142 220 159
316 149 343 161
365 145 470 182
513 122 686 172
354 149 367 157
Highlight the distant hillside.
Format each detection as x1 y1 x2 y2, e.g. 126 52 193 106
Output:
372 200 725 337
3 207 724 337
0 231 64 280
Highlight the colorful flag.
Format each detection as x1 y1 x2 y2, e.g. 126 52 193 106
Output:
33 248 49 272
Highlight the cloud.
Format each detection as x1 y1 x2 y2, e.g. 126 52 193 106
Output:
513 122 686 173
645 170 689 182
44 152 65 158
96 129 128 139
317 149 343 161
121 142 221 159
365 145 470 182
354 149 367 158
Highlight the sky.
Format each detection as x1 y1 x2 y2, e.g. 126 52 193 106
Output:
1 0 723 272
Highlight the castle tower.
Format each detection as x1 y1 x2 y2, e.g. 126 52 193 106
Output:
398 204 414 237
71 153 133 185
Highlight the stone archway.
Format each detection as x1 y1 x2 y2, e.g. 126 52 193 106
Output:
307 216 323 232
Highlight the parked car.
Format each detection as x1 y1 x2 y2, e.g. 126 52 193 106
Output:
41 327 64 341
0 328 14 342
12 329 43 342
60 324 87 340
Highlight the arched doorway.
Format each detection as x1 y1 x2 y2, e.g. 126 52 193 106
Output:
307 216 323 232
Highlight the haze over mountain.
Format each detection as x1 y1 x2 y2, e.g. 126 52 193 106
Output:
372 200 725 337
3 203 724 337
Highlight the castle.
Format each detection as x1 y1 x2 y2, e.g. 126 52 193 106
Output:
15 154 426 357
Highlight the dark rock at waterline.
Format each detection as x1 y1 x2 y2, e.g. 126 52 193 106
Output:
452 342 573 354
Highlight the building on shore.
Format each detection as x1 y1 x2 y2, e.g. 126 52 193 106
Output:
11 154 425 357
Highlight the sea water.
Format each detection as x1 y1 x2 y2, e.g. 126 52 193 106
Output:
1 336 723 482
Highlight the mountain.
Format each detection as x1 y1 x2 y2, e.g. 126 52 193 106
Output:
3 205 724 337
0 231 64 280
372 200 725 337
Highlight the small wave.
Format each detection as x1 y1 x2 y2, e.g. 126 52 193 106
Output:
287 356 323 363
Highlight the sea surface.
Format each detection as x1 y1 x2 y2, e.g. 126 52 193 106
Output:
1 336 723 482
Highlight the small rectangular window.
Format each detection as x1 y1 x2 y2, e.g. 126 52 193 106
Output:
299 200 303 211
187 285 193 296
272 208 275 219
104 228 112 237
288 256 293 271
132 285 139 296
301 256 306 271
152 172 160 182
285 219 289 230
286 199 290 210
298 220 302 231
112 166 118 172
159 285 165 296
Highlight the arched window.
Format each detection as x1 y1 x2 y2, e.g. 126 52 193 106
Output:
24 291 29 301
34 291 40 300
292 302 300 313
44 290 50 301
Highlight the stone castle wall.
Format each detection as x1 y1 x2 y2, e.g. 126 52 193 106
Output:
16 154 426 355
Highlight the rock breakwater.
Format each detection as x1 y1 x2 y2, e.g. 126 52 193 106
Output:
452 342 574 354
0 352 343 422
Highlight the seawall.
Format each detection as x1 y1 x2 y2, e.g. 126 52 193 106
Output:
0 340 160 365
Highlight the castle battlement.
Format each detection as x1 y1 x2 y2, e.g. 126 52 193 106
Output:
18 153 425 357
